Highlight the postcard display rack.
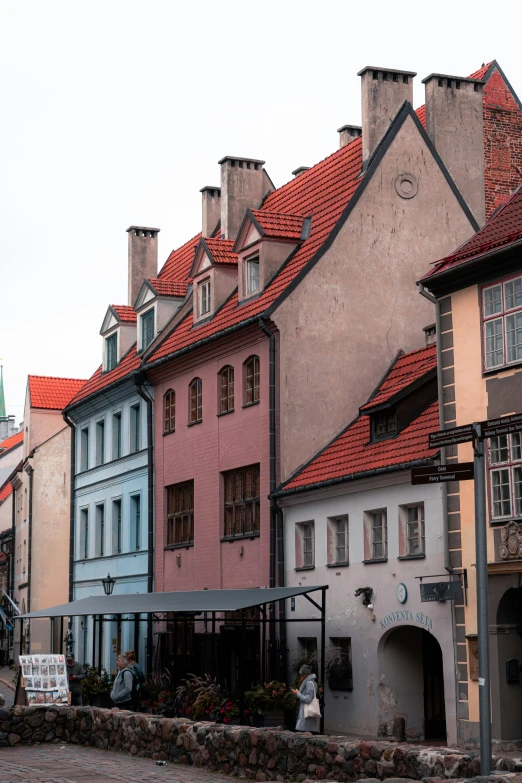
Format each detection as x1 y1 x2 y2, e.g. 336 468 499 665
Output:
19 654 71 705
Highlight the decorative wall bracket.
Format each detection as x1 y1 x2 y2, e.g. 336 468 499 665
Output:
500 521 522 561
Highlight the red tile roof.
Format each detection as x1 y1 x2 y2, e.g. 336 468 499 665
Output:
158 233 201 282
250 210 307 240
360 344 437 411
423 185 522 280
282 348 439 492
29 376 87 411
0 481 13 502
0 430 23 454
67 346 141 407
112 305 137 323
148 279 188 297
202 237 238 266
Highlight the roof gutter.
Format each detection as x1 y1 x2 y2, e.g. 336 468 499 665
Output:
272 457 436 499
417 282 452 574
421 237 522 292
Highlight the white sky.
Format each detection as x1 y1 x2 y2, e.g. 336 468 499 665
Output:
1 0 520 420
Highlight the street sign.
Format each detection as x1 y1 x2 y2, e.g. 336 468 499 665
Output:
420 582 463 603
429 424 474 449
411 462 474 484
479 412 522 439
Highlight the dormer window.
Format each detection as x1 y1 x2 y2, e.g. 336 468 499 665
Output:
141 309 155 350
106 334 117 371
200 279 211 316
246 256 260 295
371 410 397 441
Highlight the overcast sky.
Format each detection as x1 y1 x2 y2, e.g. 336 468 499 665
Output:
1 1 520 421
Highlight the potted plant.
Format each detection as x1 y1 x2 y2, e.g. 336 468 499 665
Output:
81 665 114 707
245 681 295 728
325 646 353 691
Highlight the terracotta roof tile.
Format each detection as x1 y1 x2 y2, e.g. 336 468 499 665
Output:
0 481 13 502
282 347 439 492
424 186 522 280
250 210 307 240
29 376 87 411
360 344 437 411
112 305 137 323
67 346 141 407
148 279 188 297
203 237 238 266
0 431 23 454
158 233 200 283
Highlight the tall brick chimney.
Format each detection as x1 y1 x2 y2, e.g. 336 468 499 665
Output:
219 156 267 240
201 186 221 237
423 74 486 227
338 124 362 148
358 67 416 165
127 226 159 307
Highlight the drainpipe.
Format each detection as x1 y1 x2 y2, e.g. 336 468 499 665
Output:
63 412 76 655
10 481 15 661
418 282 460 748
417 283 451 574
25 462 34 654
133 372 154 675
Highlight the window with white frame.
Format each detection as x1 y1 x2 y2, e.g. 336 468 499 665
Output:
130 404 140 453
369 509 387 560
106 333 118 371
112 412 122 459
404 504 425 555
130 494 141 550
328 515 349 564
296 521 315 568
96 419 105 466
482 276 522 370
199 279 211 316
246 256 260 295
489 433 522 519
80 427 89 471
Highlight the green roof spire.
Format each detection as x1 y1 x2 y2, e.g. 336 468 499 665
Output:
0 364 6 419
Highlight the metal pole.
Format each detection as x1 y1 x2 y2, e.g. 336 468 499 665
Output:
98 615 103 674
320 588 326 735
60 617 64 655
239 609 246 725
261 605 266 684
92 616 96 668
50 617 55 654
473 423 491 775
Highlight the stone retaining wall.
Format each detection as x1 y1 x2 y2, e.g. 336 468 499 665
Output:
0 706 515 781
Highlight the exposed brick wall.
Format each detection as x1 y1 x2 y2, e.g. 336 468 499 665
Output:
483 67 522 221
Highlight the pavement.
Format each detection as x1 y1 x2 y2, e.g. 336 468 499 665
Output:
0 745 230 783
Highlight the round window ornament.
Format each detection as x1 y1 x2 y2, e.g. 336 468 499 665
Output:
397 583 408 604
395 173 418 199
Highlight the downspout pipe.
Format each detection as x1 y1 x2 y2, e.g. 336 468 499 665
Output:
63 411 76 656
417 282 452 574
133 372 154 675
25 462 34 654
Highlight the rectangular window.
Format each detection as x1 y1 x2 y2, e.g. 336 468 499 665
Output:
106 333 118 371
298 637 317 668
96 420 105 466
167 481 194 546
489 432 522 519
482 277 522 370
95 504 105 558
112 499 122 554
200 279 211 316
302 522 315 567
246 257 260 294
80 427 89 471
372 411 397 440
130 404 140 453
141 309 155 350
329 637 353 690
371 510 387 559
406 505 425 555
130 495 141 550
224 464 260 537
112 412 122 460
328 515 348 564
79 508 89 559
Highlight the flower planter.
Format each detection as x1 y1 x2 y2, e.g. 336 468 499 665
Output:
328 676 353 692
260 709 285 728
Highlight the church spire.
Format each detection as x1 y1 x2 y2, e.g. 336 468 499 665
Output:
0 364 6 419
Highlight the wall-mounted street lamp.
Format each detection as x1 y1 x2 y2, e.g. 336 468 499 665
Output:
354 586 373 607
102 573 116 596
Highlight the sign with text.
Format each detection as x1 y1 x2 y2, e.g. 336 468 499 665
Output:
411 462 474 484
420 582 463 603
428 425 474 449
480 413 522 439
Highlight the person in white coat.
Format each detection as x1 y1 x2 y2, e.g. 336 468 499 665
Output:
291 664 320 732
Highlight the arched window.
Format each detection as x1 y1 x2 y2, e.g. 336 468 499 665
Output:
219 366 234 414
164 390 175 434
244 356 260 405
189 378 202 424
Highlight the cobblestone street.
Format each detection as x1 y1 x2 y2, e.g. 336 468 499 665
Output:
0 745 230 783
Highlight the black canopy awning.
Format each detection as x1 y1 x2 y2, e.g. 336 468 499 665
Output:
18 585 327 619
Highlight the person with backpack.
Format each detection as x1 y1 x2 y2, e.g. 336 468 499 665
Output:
125 649 147 711
110 655 134 710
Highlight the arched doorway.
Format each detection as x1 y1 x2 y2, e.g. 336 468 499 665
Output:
492 587 522 740
378 626 446 742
